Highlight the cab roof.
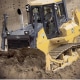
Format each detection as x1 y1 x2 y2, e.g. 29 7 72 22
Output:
28 0 62 6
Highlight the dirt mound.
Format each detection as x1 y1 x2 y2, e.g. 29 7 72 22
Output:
0 48 46 79
0 48 80 79
0 48 46 69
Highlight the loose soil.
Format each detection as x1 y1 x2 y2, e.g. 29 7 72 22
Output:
0 48 80 79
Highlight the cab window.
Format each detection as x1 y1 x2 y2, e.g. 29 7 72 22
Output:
31 7 42 23
55 3 66 24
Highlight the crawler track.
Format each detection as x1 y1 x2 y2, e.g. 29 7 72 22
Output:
49 43 80 59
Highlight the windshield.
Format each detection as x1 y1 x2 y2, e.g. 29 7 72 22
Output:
43 5 57 39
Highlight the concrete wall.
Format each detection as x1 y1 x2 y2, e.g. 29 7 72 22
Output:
0 0 80 32
0 0 28 31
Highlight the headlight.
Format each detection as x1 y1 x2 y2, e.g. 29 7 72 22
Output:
25 4 30 12
24 31 29 35
7 31 10 35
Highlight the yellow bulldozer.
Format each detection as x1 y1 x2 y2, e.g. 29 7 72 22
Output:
1 0 80 71
25 0 80 71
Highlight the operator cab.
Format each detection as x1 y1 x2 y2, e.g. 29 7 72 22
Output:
26 0 68 39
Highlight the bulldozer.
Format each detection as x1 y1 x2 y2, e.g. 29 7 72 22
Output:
1 0 80 71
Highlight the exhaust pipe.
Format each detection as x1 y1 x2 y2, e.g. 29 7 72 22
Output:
17 8 24 29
